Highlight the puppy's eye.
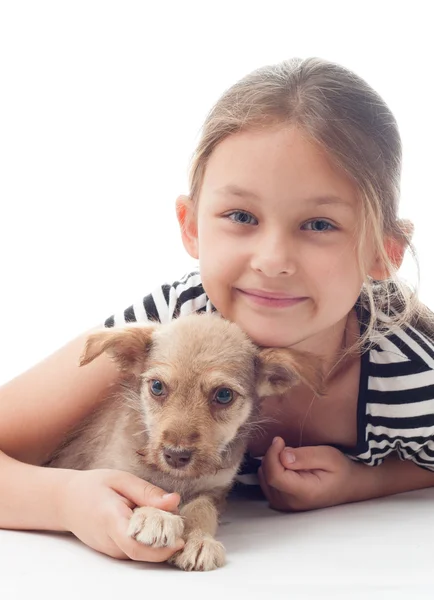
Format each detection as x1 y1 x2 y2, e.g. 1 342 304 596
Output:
213 387 234 405
149 379 165 397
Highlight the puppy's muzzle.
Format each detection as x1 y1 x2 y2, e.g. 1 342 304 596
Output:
163 447 193 469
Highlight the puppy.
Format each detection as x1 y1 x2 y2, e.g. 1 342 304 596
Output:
48 313 322 570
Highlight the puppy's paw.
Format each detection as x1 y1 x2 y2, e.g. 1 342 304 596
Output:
127 506 184 548
169 533 226 571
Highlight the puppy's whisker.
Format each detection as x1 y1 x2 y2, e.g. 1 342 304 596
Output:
132 427 150 438
240 416 279 440
254 415 280 426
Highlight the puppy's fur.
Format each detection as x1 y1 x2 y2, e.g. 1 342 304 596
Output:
48 313 322 570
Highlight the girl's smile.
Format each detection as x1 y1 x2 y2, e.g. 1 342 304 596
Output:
235 288 308 309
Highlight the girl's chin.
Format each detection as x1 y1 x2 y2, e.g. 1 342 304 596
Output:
217 309 309 347
242 328 301 348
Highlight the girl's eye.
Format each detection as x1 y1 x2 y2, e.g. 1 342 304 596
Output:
226 211 258 226
302 219 336 232
149 379 165 397
213 387 235 405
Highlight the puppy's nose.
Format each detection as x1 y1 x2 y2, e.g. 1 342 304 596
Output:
163 447 193 469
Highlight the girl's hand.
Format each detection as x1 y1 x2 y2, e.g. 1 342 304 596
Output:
258 437 361 511
58 468 185 561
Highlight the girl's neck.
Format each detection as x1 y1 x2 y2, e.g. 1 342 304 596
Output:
293 308 359 384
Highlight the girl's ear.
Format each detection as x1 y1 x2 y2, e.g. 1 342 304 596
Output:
176 195 199 259
369 219 414 280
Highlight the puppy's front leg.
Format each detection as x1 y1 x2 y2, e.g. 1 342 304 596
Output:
169 494 226 571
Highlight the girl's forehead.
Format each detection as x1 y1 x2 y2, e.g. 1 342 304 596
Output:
201 126 358 205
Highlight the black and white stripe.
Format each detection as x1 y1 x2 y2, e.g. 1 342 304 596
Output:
347 304 434 471
104 271 214 328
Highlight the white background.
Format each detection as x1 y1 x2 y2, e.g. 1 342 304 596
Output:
1 0 433 384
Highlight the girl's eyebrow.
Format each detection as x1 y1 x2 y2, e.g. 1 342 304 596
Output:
215 184 354 209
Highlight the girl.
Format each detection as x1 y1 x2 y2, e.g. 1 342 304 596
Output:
1 57 434 563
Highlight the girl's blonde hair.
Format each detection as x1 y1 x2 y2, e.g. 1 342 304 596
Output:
188 57 434 359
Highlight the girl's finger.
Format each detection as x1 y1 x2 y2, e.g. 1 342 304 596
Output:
108 470 181 513
278 445 339 472
264 462 308 495
259 467 293 511
261 436 307 493
261 437 286 478
261 442 313 496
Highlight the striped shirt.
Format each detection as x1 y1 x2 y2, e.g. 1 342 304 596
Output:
104 270 434 474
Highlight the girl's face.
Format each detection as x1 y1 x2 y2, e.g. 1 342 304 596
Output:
179 125 378 355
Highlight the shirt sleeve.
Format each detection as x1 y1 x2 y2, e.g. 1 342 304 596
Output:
103 270 210 328
395 431 434 472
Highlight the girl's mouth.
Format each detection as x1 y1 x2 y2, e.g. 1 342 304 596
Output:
237 289 308 308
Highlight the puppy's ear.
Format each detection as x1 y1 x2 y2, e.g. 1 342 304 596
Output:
255 348 325 398
79 323 158 374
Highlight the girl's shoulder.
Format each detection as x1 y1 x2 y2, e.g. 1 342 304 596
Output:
356 293 434 371
104 270 215 328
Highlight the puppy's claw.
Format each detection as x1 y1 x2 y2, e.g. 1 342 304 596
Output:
127 506 184 548
169 533 226 571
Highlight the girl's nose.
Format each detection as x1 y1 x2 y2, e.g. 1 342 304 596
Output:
250 235 296 277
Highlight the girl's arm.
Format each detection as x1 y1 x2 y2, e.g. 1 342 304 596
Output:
0 327 117 530
0 328 119 465
0 335 185 560
349 453 434 502
0 449 73 530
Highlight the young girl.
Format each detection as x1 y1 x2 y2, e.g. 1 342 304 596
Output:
1 56 434 563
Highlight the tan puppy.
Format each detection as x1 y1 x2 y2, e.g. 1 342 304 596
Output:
48 313 322 571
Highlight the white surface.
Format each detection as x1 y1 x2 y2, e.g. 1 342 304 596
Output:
2 490 433 600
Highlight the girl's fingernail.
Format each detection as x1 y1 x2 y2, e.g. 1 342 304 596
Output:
272 437 280 445
163 493 175 499
283 449 296 463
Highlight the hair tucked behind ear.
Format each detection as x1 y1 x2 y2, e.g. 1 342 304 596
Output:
188 57 434 361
